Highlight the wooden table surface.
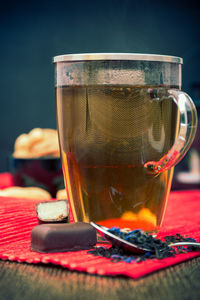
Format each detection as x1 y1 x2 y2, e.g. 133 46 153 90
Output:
0 256 200 300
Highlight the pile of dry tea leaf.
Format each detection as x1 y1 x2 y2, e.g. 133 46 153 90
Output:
88 227 199 263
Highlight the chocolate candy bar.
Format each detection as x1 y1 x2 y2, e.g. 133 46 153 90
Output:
31 222 97 253
36 200 68 223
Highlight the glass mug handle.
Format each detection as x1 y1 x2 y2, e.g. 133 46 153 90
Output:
144 89 198 173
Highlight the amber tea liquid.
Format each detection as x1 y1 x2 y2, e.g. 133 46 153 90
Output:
56 86 179 231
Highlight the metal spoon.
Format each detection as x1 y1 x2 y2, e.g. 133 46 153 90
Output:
90 222 200 254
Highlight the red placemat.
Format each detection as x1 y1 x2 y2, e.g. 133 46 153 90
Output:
0 172 14 188
0 173 200 279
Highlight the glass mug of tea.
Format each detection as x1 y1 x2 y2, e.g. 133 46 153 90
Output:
54 53 197 232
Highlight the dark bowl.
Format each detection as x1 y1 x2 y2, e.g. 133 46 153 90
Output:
8 155 65 198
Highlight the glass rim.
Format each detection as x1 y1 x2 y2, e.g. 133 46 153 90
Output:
53 53 183 64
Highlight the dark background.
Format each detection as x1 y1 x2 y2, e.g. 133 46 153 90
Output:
0 0 200 173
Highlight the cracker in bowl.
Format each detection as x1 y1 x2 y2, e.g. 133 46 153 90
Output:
13 128 60 158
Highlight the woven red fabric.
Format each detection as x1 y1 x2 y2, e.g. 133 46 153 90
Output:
0 173 200 279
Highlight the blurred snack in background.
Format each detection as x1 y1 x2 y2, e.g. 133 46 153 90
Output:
8 128 65 198
56 189 68 200
13 128 60 158
0 186 52 200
